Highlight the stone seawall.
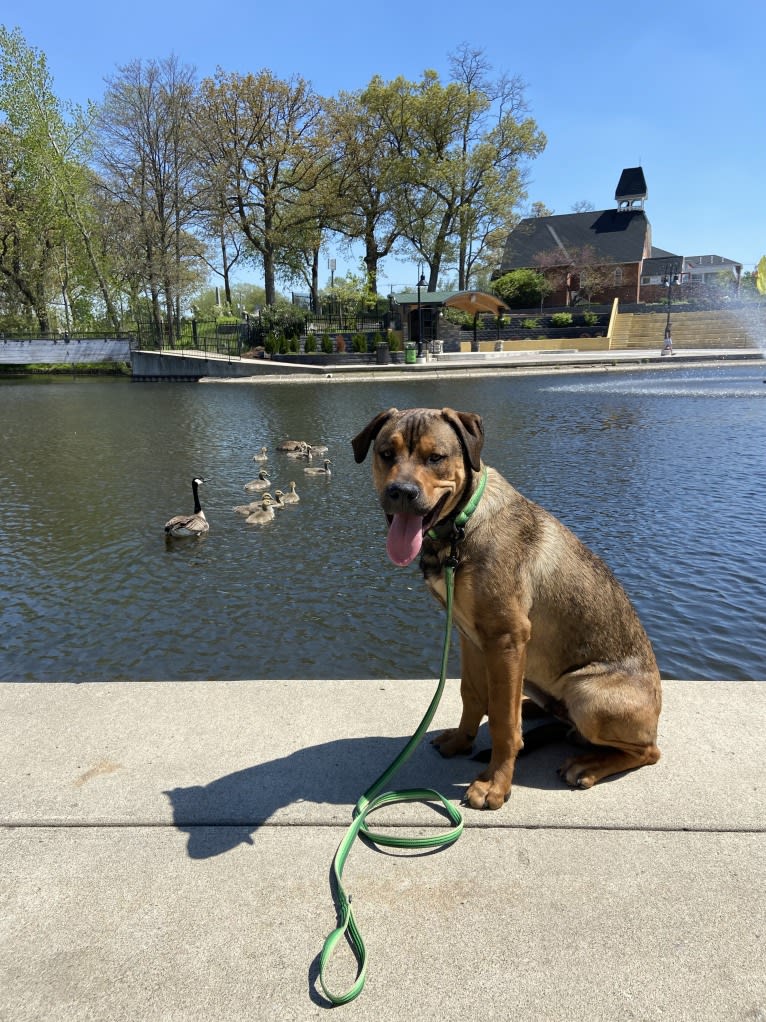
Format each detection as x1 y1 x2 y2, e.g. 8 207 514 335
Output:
0 339 131 365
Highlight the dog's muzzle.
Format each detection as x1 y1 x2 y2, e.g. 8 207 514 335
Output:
383 480 424 514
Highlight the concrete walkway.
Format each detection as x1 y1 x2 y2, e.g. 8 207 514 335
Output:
1 679 764 1021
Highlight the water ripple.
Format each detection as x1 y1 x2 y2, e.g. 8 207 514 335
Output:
1 367 764 682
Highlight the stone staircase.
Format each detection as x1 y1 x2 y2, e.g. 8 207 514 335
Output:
614 309 763 350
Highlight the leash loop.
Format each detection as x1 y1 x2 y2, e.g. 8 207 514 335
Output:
318 467 487 1005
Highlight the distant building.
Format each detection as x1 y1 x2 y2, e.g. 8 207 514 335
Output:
498 168 742 306
679 255 742 289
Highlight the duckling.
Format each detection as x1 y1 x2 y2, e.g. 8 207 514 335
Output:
252 446 269 462
280 480 300 504
232 499 262 516
164 477 209 538
271 490 288 510
245 493 276 525
276 439 308 452
308 443 329 455
285 442 311 459
244 469 271 492
303 458 332 477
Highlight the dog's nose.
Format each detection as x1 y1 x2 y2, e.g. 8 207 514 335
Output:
385 480 419 507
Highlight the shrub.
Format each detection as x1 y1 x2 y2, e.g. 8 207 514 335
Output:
304 334 317 353
264 333 279 355
582 311 598 326
351 332 367 353
321 333 333 354
372 331 384 347
521 317 539 330
444 307 473 328
388 332 401 352
288 336 299 353
550 312 573 327
492 268 552 308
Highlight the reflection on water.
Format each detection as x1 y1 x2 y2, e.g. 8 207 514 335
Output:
1 364 765 683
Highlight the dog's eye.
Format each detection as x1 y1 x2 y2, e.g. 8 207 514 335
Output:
378 448 395 462
427 453 445 464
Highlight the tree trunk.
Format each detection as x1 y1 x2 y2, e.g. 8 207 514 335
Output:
311 247 319 311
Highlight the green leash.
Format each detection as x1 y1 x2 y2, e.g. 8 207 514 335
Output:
318 468 487 1006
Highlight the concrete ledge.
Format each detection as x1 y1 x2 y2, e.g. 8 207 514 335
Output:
1 679 764 1020
0 339 130 364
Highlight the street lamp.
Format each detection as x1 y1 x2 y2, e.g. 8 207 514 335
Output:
416 268 427 359
662 261 678 355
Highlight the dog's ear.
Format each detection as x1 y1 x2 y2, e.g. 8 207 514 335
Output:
351 408 398 463
441 408 484 471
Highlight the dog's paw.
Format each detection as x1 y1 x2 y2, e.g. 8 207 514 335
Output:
464 774 511 811
431 728 474 758
558 755 598 789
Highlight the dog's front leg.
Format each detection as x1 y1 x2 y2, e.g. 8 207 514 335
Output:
432 634 487 758
464 634 527 810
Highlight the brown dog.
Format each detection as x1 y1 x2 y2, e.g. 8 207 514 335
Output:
352 406 662 810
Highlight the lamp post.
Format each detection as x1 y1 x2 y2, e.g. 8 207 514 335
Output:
662 261 678 355
416 267 427 359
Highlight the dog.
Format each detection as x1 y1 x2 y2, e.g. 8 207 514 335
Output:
352 406 662 811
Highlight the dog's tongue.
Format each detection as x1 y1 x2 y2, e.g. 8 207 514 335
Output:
386 513 425 567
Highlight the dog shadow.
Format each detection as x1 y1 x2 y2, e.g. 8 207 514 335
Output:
164 720 578 859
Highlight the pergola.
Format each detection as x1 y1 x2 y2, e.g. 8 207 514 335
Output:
443 291 510 350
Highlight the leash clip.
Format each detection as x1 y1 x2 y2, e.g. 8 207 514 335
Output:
446 522 465 569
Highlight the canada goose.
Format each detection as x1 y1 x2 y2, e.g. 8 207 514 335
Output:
164 477 209 538
245 494 276 525
252 446 269 462
280 480 300 504
244 469 271 492
304 458 332 477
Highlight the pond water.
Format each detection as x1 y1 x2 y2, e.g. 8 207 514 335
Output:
1 362 765 683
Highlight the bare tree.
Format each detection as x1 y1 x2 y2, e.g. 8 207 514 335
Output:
95 55 201 336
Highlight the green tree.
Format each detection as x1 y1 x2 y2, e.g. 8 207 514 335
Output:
321 88 404 296
0 26 118 330
193 69 331 306
363 54 545 292
492 268 551 308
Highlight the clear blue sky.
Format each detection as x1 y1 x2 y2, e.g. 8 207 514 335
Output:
7 0 766 292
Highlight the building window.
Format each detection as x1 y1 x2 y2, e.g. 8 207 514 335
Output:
613 267 624 285
641 276 651 285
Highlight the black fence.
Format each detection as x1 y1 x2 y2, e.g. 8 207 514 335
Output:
131 313 397 356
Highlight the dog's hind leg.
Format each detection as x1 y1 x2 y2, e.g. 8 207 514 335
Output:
558 668 662 788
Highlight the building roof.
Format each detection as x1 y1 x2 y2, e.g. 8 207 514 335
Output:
615 166 647 201
444 291 509 316
642 253 683 277
682 254 742 270
392 289 509 315
392 289 456 305
500 208 650 273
